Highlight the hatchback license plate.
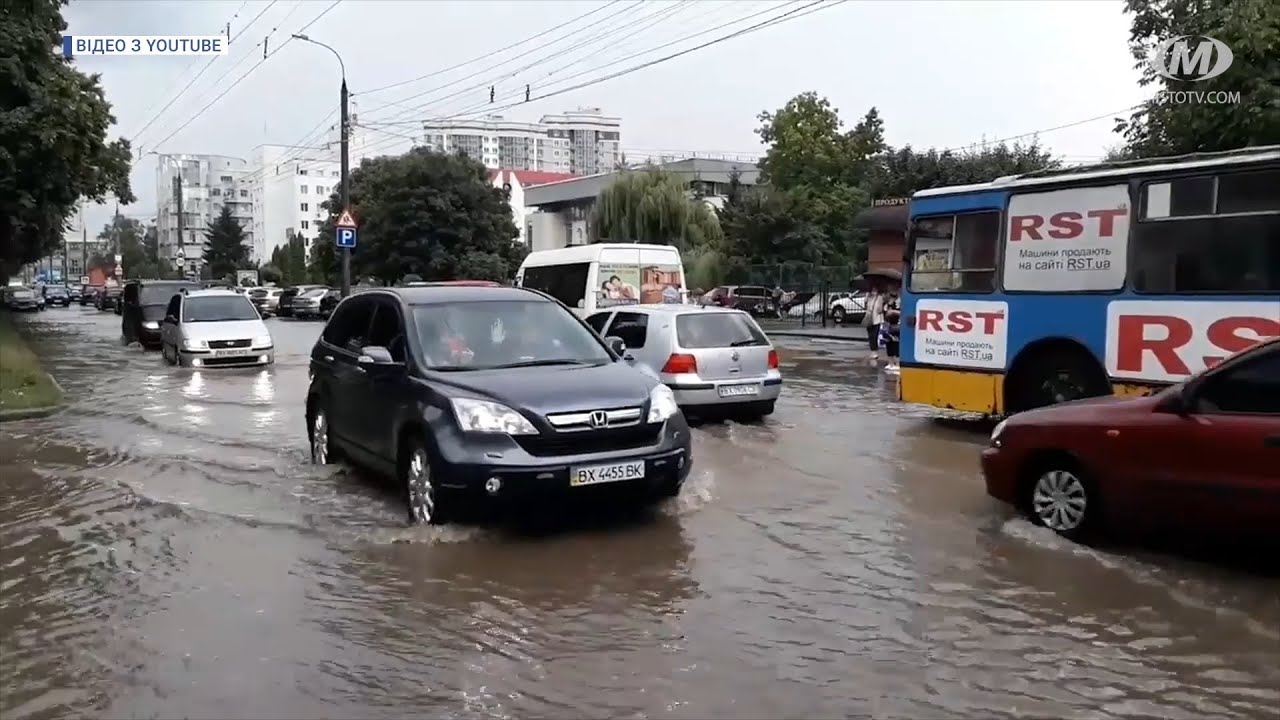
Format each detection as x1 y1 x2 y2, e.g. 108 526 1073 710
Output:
718 383 760 397
570 460 645 487
212 349 248 357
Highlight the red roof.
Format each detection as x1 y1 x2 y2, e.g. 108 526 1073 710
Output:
488 169 577 188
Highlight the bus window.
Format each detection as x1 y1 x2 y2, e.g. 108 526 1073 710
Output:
908 211 999 292
521 263 591 307
1132 168 1280 294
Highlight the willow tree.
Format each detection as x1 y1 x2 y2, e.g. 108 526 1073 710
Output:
592 169 723 250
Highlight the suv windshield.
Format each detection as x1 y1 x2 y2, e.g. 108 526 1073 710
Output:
44 287 66 296
677 313 768 348
412 300 612 370
183 296 259 323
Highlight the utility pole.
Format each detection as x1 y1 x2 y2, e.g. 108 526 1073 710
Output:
174 174 185 277
340 75 351 297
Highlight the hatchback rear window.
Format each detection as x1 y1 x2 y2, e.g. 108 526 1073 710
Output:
676 313 768 348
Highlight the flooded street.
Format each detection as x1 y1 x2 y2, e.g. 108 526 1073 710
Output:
2 308 1277 719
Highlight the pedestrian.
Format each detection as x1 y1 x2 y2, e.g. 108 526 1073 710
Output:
863 281 886 359
880 288 901 373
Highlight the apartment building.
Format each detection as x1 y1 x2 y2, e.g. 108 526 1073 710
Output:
246 144 344 264
154 153 253 275
422 107 621 176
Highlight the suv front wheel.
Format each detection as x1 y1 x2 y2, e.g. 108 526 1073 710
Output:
402 437 450 525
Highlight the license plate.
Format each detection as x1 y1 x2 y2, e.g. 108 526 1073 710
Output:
570 460 646 487
212 349 248 357
718 383 760 397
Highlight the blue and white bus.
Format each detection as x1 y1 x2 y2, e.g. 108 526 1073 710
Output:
899 145 1280 415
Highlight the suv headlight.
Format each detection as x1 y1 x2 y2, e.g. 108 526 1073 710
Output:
182 338 207 351
647 384 679 423
451 398 537 435
252 334 273 349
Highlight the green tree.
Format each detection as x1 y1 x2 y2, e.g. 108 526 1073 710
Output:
1115 0 1280 157
96 215 162 279
748 94 884 266
312 149 525 285
867 142 1060 198
202 205 250 281
592 168 723 250
259 264 282 285
0 0 133 280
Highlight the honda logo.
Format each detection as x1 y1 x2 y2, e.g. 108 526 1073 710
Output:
588 410 608 428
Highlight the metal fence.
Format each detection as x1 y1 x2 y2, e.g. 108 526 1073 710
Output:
720 264 861 291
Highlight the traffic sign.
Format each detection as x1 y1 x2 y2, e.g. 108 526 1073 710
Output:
336 226 357 249
336 209 357 228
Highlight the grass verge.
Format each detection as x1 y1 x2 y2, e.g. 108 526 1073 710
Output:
0 312 62 412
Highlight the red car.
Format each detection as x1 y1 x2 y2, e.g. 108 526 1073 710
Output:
982 336 1280 544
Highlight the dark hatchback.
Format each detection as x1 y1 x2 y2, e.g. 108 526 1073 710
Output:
305 286 693 525
121 279 201 347
42 285 71 307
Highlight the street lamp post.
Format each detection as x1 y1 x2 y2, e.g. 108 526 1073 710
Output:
292 33 351 298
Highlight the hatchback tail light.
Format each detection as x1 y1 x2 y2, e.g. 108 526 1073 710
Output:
661 353 698 374
768 349 779 369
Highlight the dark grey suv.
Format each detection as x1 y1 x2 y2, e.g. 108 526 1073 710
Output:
305 285 693 525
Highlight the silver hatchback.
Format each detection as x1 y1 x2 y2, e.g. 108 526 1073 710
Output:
585 305 782 419
159 289 275 368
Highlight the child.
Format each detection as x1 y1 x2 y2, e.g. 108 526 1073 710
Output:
879 293 901 373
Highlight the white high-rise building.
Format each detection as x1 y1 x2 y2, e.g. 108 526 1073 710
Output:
245 119 374 263
421 107 621 176
247 144 342 264
155 153 253 275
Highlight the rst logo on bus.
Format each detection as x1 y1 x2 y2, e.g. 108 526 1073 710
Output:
913 299 1009 370
1105 301 1280 383
1004 185 1130 293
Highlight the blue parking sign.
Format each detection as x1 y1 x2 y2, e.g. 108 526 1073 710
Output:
336 226 357 248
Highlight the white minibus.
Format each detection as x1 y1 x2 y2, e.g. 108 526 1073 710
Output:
515 243 688 317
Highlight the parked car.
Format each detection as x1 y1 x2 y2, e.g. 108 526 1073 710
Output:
121 279 201 347
80 285 101 306
290 287 331 319
982 336 1280 545
702 285 773 316
4 286 41 312
317 288 342 319
277 285 327 318
828 292 867 324
67 285 82 303
159 289 275 368
585 305 782 419
305 285 692 525
247 287 284 317
94 285 122 311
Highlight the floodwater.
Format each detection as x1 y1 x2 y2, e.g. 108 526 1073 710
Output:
1 308 1277 719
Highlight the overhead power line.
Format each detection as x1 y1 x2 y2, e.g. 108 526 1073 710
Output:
938 105 1142 154
152 0 344 153
357 0 625 97
129 0 280 146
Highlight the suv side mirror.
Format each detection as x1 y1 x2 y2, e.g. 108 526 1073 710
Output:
358 345 396 365
1156 382 1195 416
605 335 627 356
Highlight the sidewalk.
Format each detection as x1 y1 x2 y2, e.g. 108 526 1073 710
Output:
756 319 867 343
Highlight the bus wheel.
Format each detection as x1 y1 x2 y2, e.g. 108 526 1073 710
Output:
1005 344 1109 415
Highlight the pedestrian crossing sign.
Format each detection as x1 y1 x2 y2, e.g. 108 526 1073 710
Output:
336 209 357 228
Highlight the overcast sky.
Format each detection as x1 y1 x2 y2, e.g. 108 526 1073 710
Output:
63 0 1144 234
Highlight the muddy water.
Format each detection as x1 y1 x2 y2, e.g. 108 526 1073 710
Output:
1 309 1276 719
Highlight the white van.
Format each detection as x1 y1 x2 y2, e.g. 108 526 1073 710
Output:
515 243 688 317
